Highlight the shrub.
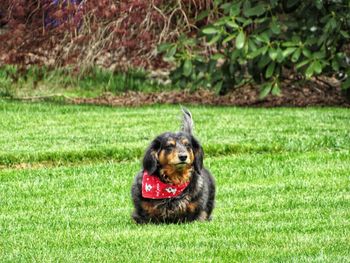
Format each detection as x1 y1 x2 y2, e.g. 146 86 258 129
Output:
0 0 201 69
159 0 350 96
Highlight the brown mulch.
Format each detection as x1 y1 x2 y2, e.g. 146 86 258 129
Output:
70 81 350 107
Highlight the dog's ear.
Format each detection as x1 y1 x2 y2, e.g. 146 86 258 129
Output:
191 136 203 173
143 138 161 175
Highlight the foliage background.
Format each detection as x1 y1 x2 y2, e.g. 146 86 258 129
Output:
159 0 350 96
0 0 349 98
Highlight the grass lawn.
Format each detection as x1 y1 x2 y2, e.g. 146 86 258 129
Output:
0 100 349 262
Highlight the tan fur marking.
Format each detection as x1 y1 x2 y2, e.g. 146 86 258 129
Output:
188 149 194 163
158 150 177 166
158 150 167 165
181 138 189 145
141 201 158 216
166 140 176 146
160 165 192 185
187 202 198 213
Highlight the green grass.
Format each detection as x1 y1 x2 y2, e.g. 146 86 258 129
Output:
0 66 170 99
0 100 349 262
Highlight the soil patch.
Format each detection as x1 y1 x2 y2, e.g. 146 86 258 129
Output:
70 81 350 107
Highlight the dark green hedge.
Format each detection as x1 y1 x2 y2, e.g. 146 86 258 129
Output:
159 0 350 97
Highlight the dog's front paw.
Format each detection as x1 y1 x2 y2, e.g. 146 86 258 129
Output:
132 211 148 224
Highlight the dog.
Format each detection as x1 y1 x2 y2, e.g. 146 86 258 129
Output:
131 108 215 224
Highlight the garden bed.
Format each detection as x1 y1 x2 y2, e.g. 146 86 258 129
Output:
70 81 349 107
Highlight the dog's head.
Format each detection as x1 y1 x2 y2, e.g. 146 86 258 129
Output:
143 108 203 182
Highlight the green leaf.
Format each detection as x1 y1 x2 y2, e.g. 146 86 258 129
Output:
315 0 323 9
196 10 209 21
229 3 241 16
255 17 268 24
341 78 350 90
326 18 337 31
243 4 266 17
194 55 205 63
317 34 327 46
291 48 301 62
242 18 253 27
271 82 281 96
170 67 182 80
261 45 269 55
236 16 248 24
231 49 241 60
256 32 270 43
258 55 271 69
223 34 235 44
183 60 192 77
332 59 340 71
270 0 278 7
248 47 264 59
182 38 196 46
214 0 223 7
313 51 325 59
165 45 177 59
276 48 284 63
157 43 172 53
286 0 300 8
220 3 232 12
271 20 281 34
302 48 312 58
296 60 310 69
226 20 239 29
313 60 322 74
269 48 278 61
214 81 223 92
282 47 297 58
202 27 219 35
259 82 272 99
215 17 229 26
211 54 225 60
282 41 298 47
248 38 257 51
265 62 276 78
208 34 221 45
236 31 245 49
305 63 314 78
340 30 350 39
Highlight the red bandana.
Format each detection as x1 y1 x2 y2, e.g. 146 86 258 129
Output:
142 170 190 199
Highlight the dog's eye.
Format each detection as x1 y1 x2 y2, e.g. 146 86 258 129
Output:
165 144 175 150
184 143 191 149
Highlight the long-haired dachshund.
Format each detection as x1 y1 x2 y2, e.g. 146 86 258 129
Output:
131 108 215 224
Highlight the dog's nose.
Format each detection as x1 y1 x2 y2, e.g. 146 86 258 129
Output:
179 154 187 162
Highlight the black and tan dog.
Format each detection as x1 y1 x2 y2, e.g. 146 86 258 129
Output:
131 108 215 224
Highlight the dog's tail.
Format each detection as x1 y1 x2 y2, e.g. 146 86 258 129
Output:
181 106 194 135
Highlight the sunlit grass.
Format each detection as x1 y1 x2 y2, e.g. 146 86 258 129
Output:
1 101 349 166
0 101 349 261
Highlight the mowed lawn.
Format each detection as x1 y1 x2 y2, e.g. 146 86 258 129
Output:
0 100 349 262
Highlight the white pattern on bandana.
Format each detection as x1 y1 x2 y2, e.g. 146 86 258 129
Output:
145 183 152 192
165 187 177 194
